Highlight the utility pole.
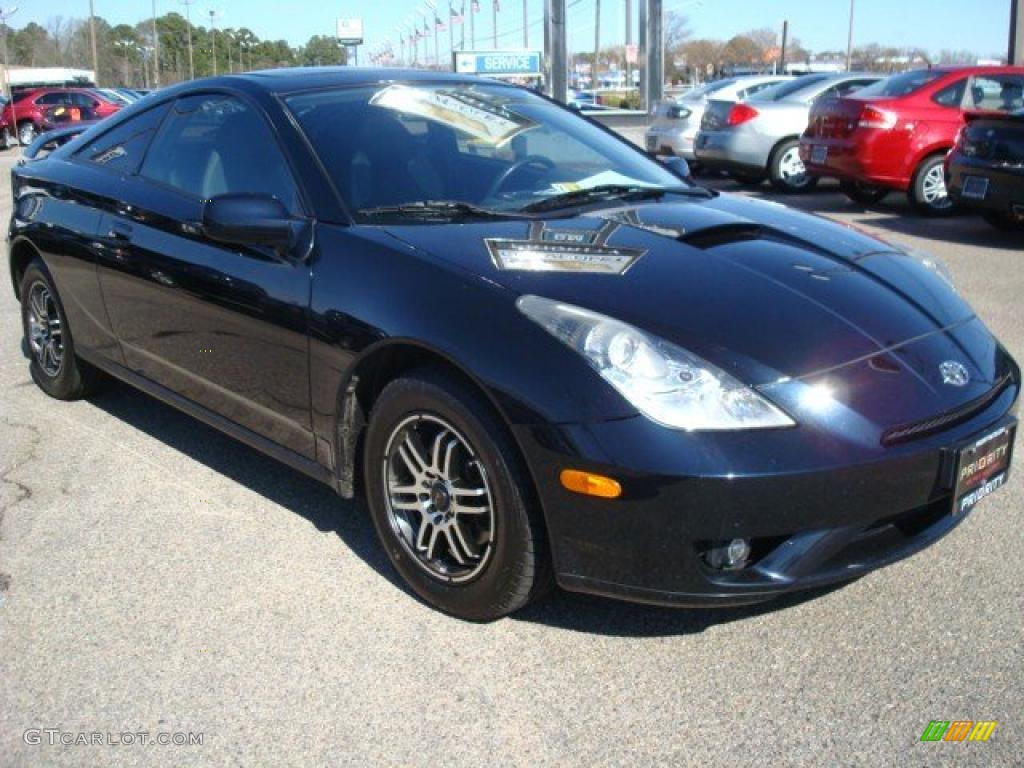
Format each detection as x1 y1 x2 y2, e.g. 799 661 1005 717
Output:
209 10 218 75
1011 0 1023 65
779 20 788 74
846 0 855 71
522 0 528 48
593 0 600 89
181 0 194 79
625 0 632 93
88 0 99 81
543 0 566 102
492 0 497 48
0 6 17 147
151 0 160 86
639 0 663 111
470 1 475 48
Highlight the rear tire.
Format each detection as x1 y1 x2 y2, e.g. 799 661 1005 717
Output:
839 180 889 206
908 154 956 216
18 121 37 146
364 368 552 621
768 139 818 193
20 260 101 400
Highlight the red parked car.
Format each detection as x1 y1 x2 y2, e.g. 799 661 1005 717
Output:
800 66 1024 215
1 87 123 148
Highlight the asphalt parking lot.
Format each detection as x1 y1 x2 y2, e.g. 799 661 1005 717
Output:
0 148 1021 767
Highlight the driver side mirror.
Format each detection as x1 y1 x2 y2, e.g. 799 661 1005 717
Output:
202 194 296 251
657 154 692 181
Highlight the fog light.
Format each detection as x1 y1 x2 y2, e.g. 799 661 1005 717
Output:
702 538 752 570
726 538 750 566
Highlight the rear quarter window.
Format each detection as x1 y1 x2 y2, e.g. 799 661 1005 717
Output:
75 102 172 174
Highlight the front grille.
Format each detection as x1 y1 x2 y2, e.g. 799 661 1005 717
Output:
881 373 1013 446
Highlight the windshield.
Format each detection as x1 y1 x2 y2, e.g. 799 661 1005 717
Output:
852 70 945 99
287 82 686 221
754 74 832 102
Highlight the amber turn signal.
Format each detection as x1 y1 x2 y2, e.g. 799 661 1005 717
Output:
559 469 622 499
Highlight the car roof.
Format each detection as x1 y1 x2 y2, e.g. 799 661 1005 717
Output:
235 66 493 93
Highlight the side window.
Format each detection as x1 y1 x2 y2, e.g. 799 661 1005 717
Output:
76 101 172 174
139 94 300 213
36 93 66 106
967 74 1024 112
69 92 97 108
932 79 967 108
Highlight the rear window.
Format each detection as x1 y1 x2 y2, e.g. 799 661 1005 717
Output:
754 75 831 102
681 79 736 101
852 70 945 99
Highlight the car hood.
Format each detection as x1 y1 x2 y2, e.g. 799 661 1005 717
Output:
379 193 1010 424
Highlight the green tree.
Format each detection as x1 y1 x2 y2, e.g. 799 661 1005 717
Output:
298 35 346 66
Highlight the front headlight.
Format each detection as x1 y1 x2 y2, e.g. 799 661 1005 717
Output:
517 295 795 431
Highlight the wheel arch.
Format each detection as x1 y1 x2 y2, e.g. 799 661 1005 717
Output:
768 134 802 164
333 338 549 540
9 235 43 300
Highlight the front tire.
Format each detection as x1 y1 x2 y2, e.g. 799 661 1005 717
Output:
20 260 100 400
768 139 818 193
908 154 956 216
364 369 551 621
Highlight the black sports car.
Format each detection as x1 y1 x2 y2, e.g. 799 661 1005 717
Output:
8 69 1019 620
947 108 1024 231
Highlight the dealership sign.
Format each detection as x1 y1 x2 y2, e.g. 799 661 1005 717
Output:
336 18 363 45
453 50 543 77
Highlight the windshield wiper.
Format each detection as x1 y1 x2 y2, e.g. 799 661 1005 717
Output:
520 184 712 214
358 200 517 221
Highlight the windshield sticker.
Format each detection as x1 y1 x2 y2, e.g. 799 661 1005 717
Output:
369 85 534 145
486 221 645 275
548 171 659 195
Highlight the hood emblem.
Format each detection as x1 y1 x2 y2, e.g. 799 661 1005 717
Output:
939 361 970 387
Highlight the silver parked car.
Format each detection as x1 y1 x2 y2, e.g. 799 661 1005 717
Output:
694 72 881 191
644 75 792 161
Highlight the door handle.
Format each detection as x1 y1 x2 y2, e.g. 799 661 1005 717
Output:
107 223 133 241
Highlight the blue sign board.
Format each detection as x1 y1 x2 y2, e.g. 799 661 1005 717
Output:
453 51 543 77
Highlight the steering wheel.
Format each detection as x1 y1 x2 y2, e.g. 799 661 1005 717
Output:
485 155 556 200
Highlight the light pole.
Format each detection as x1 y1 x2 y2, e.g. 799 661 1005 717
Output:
88 0 99 81
151 0 160 86
0 6 17 147
492 0 497 48
522 0 527 47
115 39 134 86
209 10 218 76
846 0 855 71
181 0 195 79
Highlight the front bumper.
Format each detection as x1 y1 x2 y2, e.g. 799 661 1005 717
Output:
514 377 1018 608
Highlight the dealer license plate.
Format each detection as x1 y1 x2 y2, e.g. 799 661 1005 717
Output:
810 145 828 164
953 424 1015 515
961 176 990 200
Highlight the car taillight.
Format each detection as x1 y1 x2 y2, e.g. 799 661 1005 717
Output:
726 103 759 126
857 106 896 130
